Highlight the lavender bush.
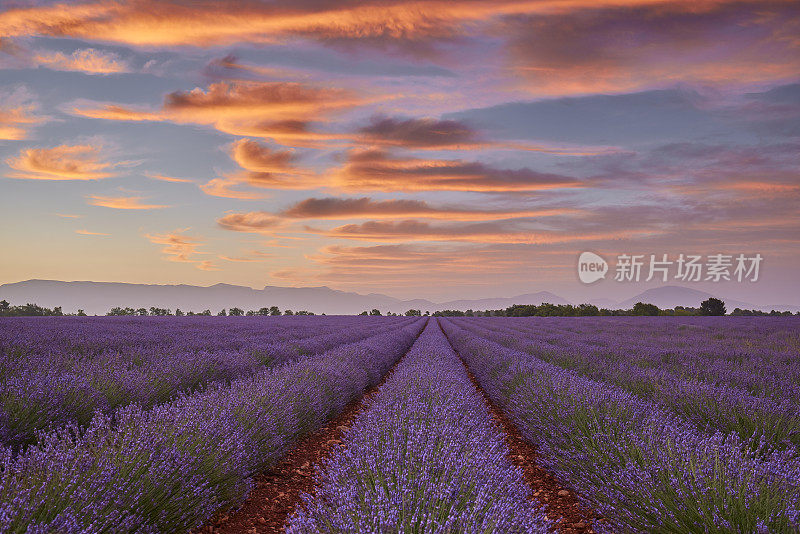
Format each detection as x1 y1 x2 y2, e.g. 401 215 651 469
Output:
441 318 800 533
451 317 800 451
288 319 551 533
0 316 415 446
0 318 425 533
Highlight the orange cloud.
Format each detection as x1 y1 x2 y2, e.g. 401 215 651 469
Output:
87 195 170 210
214 119 348 148
224 138 325 191
75 229 110 236
311 219 639 244
280 196 574 220
145 172 194 183
0 0 751 48
72 81 362 144
197 260 221 271
231 139 297 173
145 229 218 270
218 255 257 262
6 144 119 180
218 251 273 262
56 213 83 218
0 105 43 140
146 230 201 263
332 148 583 192
217 212 286 233
0 0 506 47
199 177 267 200
32 48 129 74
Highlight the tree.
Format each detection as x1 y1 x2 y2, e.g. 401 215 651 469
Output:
284 309 293 315
77 309 87 316
229 307 244 316
632 302 660 316
200 309 211 316
269 306 281 316
359 311 368 315
699 297 726 316
175 308 184 316
257 307 271 316
217 309 227 316
369 309 382 316
404 309 421 316
136 308 148 316
577 303 600 316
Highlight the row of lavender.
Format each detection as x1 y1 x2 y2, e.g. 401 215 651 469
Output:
0 316 415 447
0 318 426 532
450 317 800 451
470 316 800 401
288 319 551 533
441 318 800 532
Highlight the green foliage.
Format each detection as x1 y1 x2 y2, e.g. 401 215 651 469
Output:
632 302 660 316
0 301 64 317
699 298 727 316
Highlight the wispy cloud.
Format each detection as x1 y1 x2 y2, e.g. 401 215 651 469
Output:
145 229 219 270
199 177 267 200
145 172 195 183
217 212 286 233
75 229 110 236
32 48 130 74
279 196 575 221
72 81 362 145
310 219 641 244
6 144 120 180
332 148 583 192
355 116 615 154
0 105 43 140
87 195 170 210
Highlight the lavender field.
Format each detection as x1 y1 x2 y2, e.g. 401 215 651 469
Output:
0 316 798 533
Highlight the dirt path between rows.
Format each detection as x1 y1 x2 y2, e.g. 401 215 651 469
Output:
196 320 426 534
438 321 601 534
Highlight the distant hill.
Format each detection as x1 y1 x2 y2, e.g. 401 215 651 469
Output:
0 280 795 315
616 286 799 313
0 280 571 316
435 291 570 311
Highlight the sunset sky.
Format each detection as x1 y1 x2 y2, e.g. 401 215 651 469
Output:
1 0 798 305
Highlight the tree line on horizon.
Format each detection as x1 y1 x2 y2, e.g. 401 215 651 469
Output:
0 298 796 318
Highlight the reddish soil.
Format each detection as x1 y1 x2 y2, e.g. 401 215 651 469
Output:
198 320 600 534
457 361 601 533
196 334 416 534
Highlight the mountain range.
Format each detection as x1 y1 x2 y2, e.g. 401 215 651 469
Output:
0 280 796 316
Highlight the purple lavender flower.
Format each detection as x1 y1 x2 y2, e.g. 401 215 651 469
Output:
288 319 551 533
